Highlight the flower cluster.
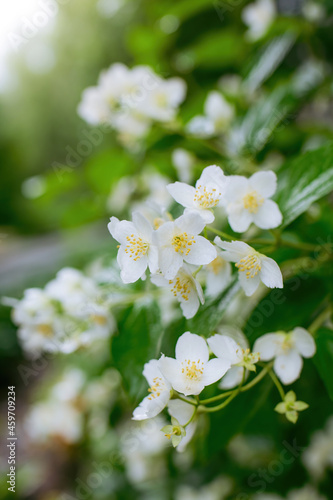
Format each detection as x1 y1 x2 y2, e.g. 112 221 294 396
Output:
108 164 283 318
11 268 114 355
78 63 186 146
133 325 316 450
132 331 260 450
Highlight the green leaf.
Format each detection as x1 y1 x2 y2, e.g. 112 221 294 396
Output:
111 301 162 404
276 143 333 228
243 32 296 94
313 327 333 401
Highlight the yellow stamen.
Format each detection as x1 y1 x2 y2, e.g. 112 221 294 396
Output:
243 191 264 213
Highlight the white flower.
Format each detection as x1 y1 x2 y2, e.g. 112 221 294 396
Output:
159 332 231 396
12 288 55 327
302 416 333 480
172 148 195 183
204 248 232 298
151 265 204 319
242 0 276 41
155 213 217 279
108 211 158 283
133 360 172 420
253 327 316 385
187 91 234 138
78 63 186 145
137 76 186 122
215 238 283 297
25 400 84 444
208 334 260 389
45 268 99 316
223 171 282 232
287 485 327 500
167 399 197 452
167 165 227 223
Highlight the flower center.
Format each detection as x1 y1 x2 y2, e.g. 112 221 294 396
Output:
125 234 149 261
243 191 264 213
147 376 165 400
194 185 221 209
155 92 168 108
172 233 195 256
169 277 191 301
181 359 204 381
90 314 107 326
207 256 226 275
235 253 262 279
37 324 53 337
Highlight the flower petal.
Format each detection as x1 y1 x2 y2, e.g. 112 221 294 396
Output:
202 358 231 385
198 165 226 191
176 213 206 235
143 359 168 387
291 327 316 358
147 245 159 274
108 217 137 244
253 333 286 360
159 246 183 280
224 176 249 203
238 271 260 296
132 211 153 241
228 206 253 233
252 199 282 229
132 390 170 420
207 334 241 364
249 170 277 198
219 366 246 389
274 350 303 385
118 250 148 284
214 238 252 261
158 356 181 389
168 399 194 425
167 182 196 209
184 207 215 224
260 255 283 289
179 290 200 319
185 236 217 266
175 332 209 364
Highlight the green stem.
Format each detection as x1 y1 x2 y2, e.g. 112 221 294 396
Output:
199 363 272 405
200 369 246 413
308 305 332 335
192 265 202 278
173 394 198 407
268 370 285 400
184 406 198 428
245 237 319 252
206 227 234 241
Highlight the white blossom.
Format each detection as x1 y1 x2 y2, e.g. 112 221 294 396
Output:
155 213 217 279
133 360 172 420
167 165 227 223
208 334 260 389
108 211 159 283
253 327 316 384
242 0 276 41
167 400 197 452
223 171 282 232
78 63 186 145
187 91 234 138
204 248 232 298
215 238 283 296
159 332 231 396
151 265 204 319
172 148 195 183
